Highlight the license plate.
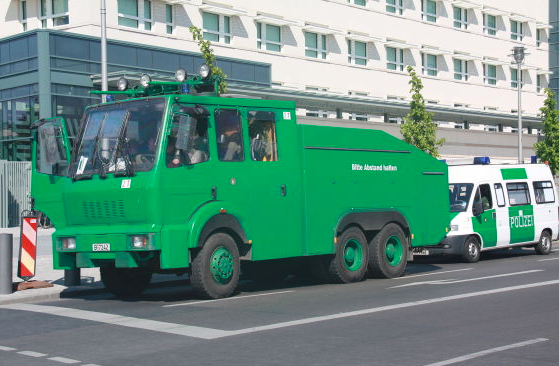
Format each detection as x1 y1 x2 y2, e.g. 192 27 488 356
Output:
413 248 430 256
92 243 110 252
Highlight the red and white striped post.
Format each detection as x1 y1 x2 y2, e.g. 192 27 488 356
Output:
18 216 38 281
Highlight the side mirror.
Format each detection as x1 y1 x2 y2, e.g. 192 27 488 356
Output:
472 199 484 216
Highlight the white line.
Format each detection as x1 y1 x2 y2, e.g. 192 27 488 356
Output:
389 270 543 289
421 338 548 366
17 350 47 357
3 279 559 339
48 356 81 364
395 268 473 280
539 257 559 262
0 346 17 351
163 290 294 308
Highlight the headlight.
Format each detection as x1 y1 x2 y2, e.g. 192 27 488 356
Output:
117 77 128 91
140 74 152 87
131 235 148 249
199 64 211 79
175 68 187 82
61 237 76 250
450 225 459 232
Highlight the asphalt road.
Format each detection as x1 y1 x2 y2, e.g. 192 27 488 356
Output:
1 246 559 366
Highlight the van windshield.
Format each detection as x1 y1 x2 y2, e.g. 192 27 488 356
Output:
449 183 473 212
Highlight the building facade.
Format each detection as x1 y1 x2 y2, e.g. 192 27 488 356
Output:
0 0 552 161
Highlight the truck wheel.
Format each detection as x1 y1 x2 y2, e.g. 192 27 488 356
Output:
535 231 552 255
100 267 152 297
461 236 481 263
368 224 407 278
191 232 240 299
328 227 368 283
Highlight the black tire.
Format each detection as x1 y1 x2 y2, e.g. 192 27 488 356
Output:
368 223 408 278
328 227 369 283
100 267 152 297
535 231 552 255
190 232 240 299
461 236 481 263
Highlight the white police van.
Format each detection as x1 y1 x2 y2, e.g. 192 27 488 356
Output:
426 159 558 262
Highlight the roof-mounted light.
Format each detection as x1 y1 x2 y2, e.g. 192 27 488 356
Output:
175 68 187 82
140 74 152 88
117 77 129 91
473 156 491 165
199 64 211 79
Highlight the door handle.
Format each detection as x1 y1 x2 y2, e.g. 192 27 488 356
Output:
281 185 286 197
492 212 496 219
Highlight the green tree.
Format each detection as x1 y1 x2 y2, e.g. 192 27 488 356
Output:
400 66 444 157
188 26 228 94
534 88 559 175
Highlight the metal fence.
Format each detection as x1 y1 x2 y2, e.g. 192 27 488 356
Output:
0 160 31 228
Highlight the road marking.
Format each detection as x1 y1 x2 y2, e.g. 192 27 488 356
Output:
48 356 81 364
3 279 559 340
396 268 473 280
539 257 559 262
0 346 17 351
421 338 548 366
163 290 294 308
389 270 543 289
17 351 47 357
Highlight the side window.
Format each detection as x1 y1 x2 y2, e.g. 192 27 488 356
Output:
506 182 531 206
248 110 278 161
166 113 209 168
494 183 506 207
215 109 243 162
479 184 493 210
533 181 555 204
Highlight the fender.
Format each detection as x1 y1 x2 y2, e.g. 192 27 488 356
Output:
335 209 411 237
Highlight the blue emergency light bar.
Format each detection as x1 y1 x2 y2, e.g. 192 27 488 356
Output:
473 156 491 165
531 155 537 164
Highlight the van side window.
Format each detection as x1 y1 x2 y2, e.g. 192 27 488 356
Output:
506 182 531 206
533 181 555 204
479 184 493 209
248 111 278 161
494 183 506 207
215 109 243 162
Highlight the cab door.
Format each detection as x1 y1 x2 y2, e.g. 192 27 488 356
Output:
472 183 498 248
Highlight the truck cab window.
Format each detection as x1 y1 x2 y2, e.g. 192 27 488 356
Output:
248 111 278 161
479 184 493 210
215 109 243 162
166 113 209 168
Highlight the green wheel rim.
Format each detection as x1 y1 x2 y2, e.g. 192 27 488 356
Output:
385 235 403 267
210 246 234 284
343 239 363 272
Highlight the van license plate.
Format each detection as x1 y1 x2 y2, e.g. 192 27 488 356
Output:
413 248 429 256
93 243 110 252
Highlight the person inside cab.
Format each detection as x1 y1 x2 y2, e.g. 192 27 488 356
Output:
216 109 243 161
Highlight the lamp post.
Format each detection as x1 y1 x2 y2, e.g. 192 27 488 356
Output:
511 46 525 163
100 0 108 103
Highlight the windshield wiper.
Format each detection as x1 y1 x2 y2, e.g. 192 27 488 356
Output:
113 111 135 177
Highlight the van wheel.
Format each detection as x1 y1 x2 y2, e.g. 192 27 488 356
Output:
191 232 240 299
368 224 407 278
328 227 369 283
461 236 481 263
100 267 152 297
535 231 552 255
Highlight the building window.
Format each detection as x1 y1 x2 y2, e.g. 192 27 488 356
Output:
386 0 403 15
422 53 437 76
511 68 523 88
348 40 367 65
204 12 231 44
257 22 281 52
422 0 437 22
39 0 69 28
306 110 328 118
349 113 368 121
453 6 468 29
536 29 541 47
305 32 327 59
484 64 497 85
165 4 174 34
386 47 404 71
453 59 468 81
537 74 542 93
20 0 28 31
511 20 523 41
484 14 497 35
118 0 152 30
348 0 366 6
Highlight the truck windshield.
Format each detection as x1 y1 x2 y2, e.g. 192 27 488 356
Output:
449 183 473 212
72 98 165 177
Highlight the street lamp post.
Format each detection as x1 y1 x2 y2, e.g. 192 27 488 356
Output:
100 0 108 103
512 46 525 164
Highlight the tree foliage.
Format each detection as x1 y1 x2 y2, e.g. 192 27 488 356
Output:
400 66 444 157
534 88 559 175
188 26 228 94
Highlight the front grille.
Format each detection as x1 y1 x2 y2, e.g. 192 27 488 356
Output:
82 200 125 219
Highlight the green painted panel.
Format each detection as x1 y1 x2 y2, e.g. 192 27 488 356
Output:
472 209 497 247
501 168 527 180
508 205 535 243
